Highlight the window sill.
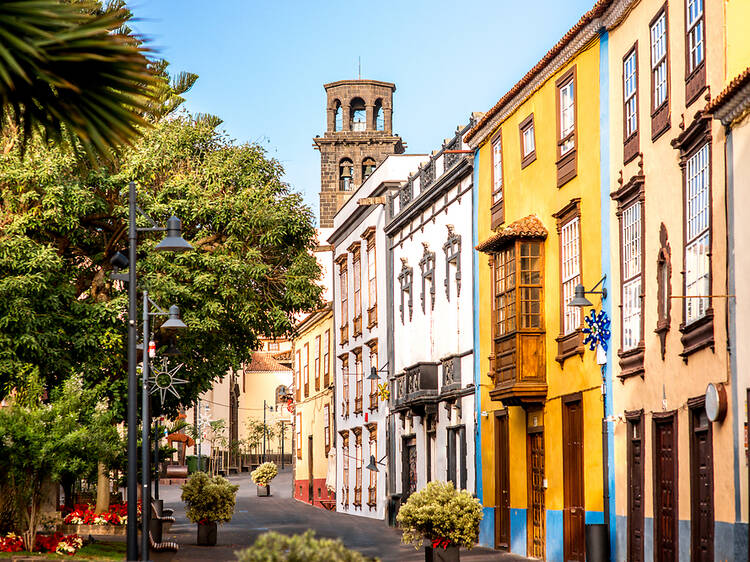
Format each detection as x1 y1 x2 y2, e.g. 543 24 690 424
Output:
623 132 639 164
651 102 671 141
679 308 714 361
617 345 645 379
520 151 536 169
367 306 378 329
685 62 707 107
555 330 584 364
353 315 363 338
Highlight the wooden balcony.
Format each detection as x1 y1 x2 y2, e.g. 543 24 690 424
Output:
489 331 546 406
367 305 378 328
340 323 349 346
367 486 377 509
393 362 439 415
353 314 362 337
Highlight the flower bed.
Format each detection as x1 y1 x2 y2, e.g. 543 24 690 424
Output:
61 502 137 526
0 532 82 555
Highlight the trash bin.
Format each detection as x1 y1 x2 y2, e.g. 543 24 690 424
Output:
186 455 197 474
585 523 609 562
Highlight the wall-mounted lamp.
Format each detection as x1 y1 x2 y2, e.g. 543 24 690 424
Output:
569 275 607 308
365 454 388 472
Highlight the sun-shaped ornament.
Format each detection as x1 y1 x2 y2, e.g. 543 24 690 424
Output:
149 360 188 402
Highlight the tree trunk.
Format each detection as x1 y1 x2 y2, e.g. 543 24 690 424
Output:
95 462 110 513
61 474 75 510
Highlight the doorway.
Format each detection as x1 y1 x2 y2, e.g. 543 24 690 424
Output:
402 436 417 501
626 411 644 562
689 402 714 561
495 412 510 550
562 396 584 561
653 413 677 562
527 427 545 558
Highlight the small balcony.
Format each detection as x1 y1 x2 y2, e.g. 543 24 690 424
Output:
367 305 377 329
353 314 362 337
340 323 349 346
489 331 547 406
393 362 439 415
367 486 377 509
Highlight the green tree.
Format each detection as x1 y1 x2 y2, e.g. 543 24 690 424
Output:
0 376 120 551
0 0 157 159
0 113 323 419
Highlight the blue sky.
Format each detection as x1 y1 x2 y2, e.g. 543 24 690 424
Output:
130 0 595 225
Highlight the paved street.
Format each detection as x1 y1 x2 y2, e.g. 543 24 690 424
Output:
152 468 528 561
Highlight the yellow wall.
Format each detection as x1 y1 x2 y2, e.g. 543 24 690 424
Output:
476 37 604 519
725 0 750 80
293 308 334 484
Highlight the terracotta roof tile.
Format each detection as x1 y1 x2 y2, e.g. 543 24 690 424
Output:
465 0 612 144
245 352 291 372
475 215 548 252
273 350 292 362
706 66 750 117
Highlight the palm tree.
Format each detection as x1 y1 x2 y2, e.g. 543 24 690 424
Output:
0 0 156 158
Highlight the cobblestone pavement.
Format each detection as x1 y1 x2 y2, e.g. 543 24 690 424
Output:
151 468 529 562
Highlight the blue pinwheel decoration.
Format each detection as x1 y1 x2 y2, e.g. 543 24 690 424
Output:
582 308 611 352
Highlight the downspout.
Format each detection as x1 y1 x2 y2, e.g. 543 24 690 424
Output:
385 194 397 519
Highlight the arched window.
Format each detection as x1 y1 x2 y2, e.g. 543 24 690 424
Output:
334 100 342 132
374 99 384 131
339 158 353 191
362 157 376 182
350 98 366 131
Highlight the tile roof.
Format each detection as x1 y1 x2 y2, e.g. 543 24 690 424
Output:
245 352 291 373
273 350 292 362
465 0 613 144
475 215 548 253
706 66 750 124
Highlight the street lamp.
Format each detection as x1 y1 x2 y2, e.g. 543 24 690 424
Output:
568 275 608 308
116 181 192 562
365 454 387 472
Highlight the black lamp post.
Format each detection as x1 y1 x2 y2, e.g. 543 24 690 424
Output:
116 181 192 561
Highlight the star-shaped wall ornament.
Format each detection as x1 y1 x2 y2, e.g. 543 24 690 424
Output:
149 359 188 402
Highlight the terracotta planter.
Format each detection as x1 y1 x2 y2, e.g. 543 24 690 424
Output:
256 484 271 497
197 521 217 546
424 544 460 562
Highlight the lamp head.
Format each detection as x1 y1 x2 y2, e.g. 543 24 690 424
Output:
367 367 380 381
160 305 188 331
569 284 594 308
155 215 193 252
365 455 379 472
110 251 129 270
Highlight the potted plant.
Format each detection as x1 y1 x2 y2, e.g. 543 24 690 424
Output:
236 530 369 561
251 462 278 497
396 481 483 562
180 472 238 546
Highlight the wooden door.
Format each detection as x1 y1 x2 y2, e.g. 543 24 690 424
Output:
447 428 456 487
653 415 677 562
562 398 585 561
690 406 714 561
527 430 546 558
627 414 644 562
402 436 417 500
495 414 511 550
308 436 314 503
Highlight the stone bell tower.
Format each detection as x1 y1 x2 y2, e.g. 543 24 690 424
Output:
313 79 405 228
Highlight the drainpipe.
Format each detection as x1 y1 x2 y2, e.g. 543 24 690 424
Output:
385 194 396 513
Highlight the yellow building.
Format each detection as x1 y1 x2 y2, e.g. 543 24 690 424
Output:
292 303 336 509
466 4 612 558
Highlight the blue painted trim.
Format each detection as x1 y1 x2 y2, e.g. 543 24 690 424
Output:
478 507 495 548
598 29 617 562
472 150 483 508
585 510 604 524
510 508 527 557
546 510 563 562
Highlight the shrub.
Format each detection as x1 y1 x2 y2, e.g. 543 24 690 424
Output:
396 481 483 550
181 472 238 524
235 530 371 562
250 462 278 487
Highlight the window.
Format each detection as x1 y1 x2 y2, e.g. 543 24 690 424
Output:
324 404 331 455
556 67 578 186
368 430 377 509
492 240 543 337
419 245 436 313
492 133 504 203
684 143 710 325
323 330 330 386
374 99 384 131
650 7 670 138
314 335 321 391
296 412 302 459
354 433 362 507
623 46 639 163
334 100 342 132
294 350 301 401
368 343 378 411
519 242 543 329
519 114 536 168
339 159 353 191
338 255 349 344
303 343 309 396
443 225 462 301
651 10 668 110
350 97 366 131
367 235 377 327
362 158 376 182
341 354 349 418
398 259 413 323
686 0 704 74
352 244 362 336
622 203 643 350
268 341 279 351
354 349 363 414
341 433 349 507
560 217 582 335
493 246 516 337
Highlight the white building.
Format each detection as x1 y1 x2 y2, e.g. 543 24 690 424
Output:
385 122 477 504
329 154 427 519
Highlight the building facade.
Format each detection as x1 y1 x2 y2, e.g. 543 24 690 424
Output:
330 154 427 519
292 303 336 509
314 79 405 228
385 122 478 506
467 5 614 558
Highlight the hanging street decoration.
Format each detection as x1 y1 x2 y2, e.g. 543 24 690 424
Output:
582 308 611 352
149 359 188 402
377 382 390 401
